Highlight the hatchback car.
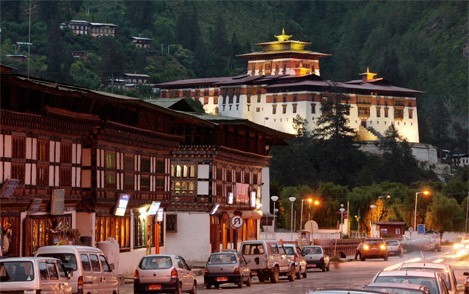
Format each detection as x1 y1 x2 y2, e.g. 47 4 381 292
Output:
134 254 197 293
385 239 403 258
301 245 330 272
398 262 462 294
284 244 307 279
356 238 388 261
371 270 449 294
0 257 73 294
204 250 251 289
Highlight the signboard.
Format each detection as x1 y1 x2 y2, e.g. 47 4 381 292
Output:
28 198 43 213
417 224 426 234
1 179 19 198
148 201 161 215
114 193 130 216
231 215 243 229
50 189 65 215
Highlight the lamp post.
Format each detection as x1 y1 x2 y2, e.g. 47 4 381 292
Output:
339 204 345 238
377 195 391 222
300 198 314 230
414 190 430 232
289 196 296 240
271 196 279 232
355 210 361 238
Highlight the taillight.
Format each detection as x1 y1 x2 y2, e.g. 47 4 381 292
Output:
171 268 178 279
234 267 240 274
77 276 84 294
134 269 139 280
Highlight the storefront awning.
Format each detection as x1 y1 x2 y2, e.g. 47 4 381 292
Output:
241 210 263 219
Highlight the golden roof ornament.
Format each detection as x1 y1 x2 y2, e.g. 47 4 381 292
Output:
275 28 292 42
360 67 378 81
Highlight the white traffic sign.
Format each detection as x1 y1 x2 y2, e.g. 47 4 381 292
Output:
231 216 243 229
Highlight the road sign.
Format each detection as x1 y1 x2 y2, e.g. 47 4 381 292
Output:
231 216 243 229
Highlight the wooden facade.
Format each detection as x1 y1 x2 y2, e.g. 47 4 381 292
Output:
0 70 291 259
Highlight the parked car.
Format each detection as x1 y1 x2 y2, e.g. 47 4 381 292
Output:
364 282 431 294
307 289 384 294
400 234 441 252
385 239 403 258
239 240 296 283
204 250 251 289
36 245 118 294
355 238 388 261
0 256 73 294
283 243 307 279
134 254 196 293
398 262 463 294
452 239 469 258
371 270 449 294
301 245 330 272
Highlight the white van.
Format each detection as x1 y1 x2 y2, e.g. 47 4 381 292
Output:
35 245 119 294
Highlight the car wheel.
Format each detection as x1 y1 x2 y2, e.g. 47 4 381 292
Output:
205 283 211 289
174 283 183 294
326 263 330 272
238 276 244 288
296 267 302 279
288 265 296 281
302 269 307 278
246 275 251 287
189 281 197 294
271 267 280 283
322 266 326 272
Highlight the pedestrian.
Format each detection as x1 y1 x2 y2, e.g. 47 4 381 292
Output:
2 227 10 256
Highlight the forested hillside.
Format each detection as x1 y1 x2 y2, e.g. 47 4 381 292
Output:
1 1 467 154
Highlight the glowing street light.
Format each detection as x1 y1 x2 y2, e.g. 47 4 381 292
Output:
414 190 430 231
300 197 320 230
271 195 279 231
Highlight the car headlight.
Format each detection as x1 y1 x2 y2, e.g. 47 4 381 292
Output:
363 244 370 251
454 243 463 249
380 244 387 250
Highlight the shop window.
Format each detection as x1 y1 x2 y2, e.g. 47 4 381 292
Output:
95 216 130 250
133 215 147 248
25 215 72 256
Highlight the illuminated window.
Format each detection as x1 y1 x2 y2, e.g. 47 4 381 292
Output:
37 140 49 161
105 152 116 169
176 165 182 177
95 216 130 250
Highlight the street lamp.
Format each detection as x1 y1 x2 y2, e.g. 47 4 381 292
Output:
377 195 391 222
339 204 345 238
309 199 320 221
289 196 296 240
271 195 279 231
300 198 313 230
414 190 430 232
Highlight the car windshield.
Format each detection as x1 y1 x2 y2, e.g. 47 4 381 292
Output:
366 240 384 244
241 244 265 255
284 246 296 255
302 247 322 255
37 253 78 271
208 253 237 264
0 261 35 282
386 241 399 246
374 276 438 294
140 256 172 270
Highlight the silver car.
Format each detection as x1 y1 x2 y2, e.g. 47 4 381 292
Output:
284 244 307 279
204 250 251 289
134 254 197 294
371 270 449 294
301 245 330 272
0 257 73 294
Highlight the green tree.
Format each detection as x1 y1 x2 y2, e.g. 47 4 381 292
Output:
426 193 465 232
70 61 101 89
292 115 309 137
97 36 127 81
124 1 155 31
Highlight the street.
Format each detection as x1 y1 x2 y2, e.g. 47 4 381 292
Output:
119 247 468 293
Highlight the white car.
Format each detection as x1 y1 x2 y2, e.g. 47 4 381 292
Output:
398 262 464 294
283 243 307 279
385 239 403 258
371 270 449 294
0 257 73 294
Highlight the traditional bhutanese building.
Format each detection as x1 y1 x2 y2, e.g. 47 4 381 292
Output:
158 30 422 143
0 65 292 275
